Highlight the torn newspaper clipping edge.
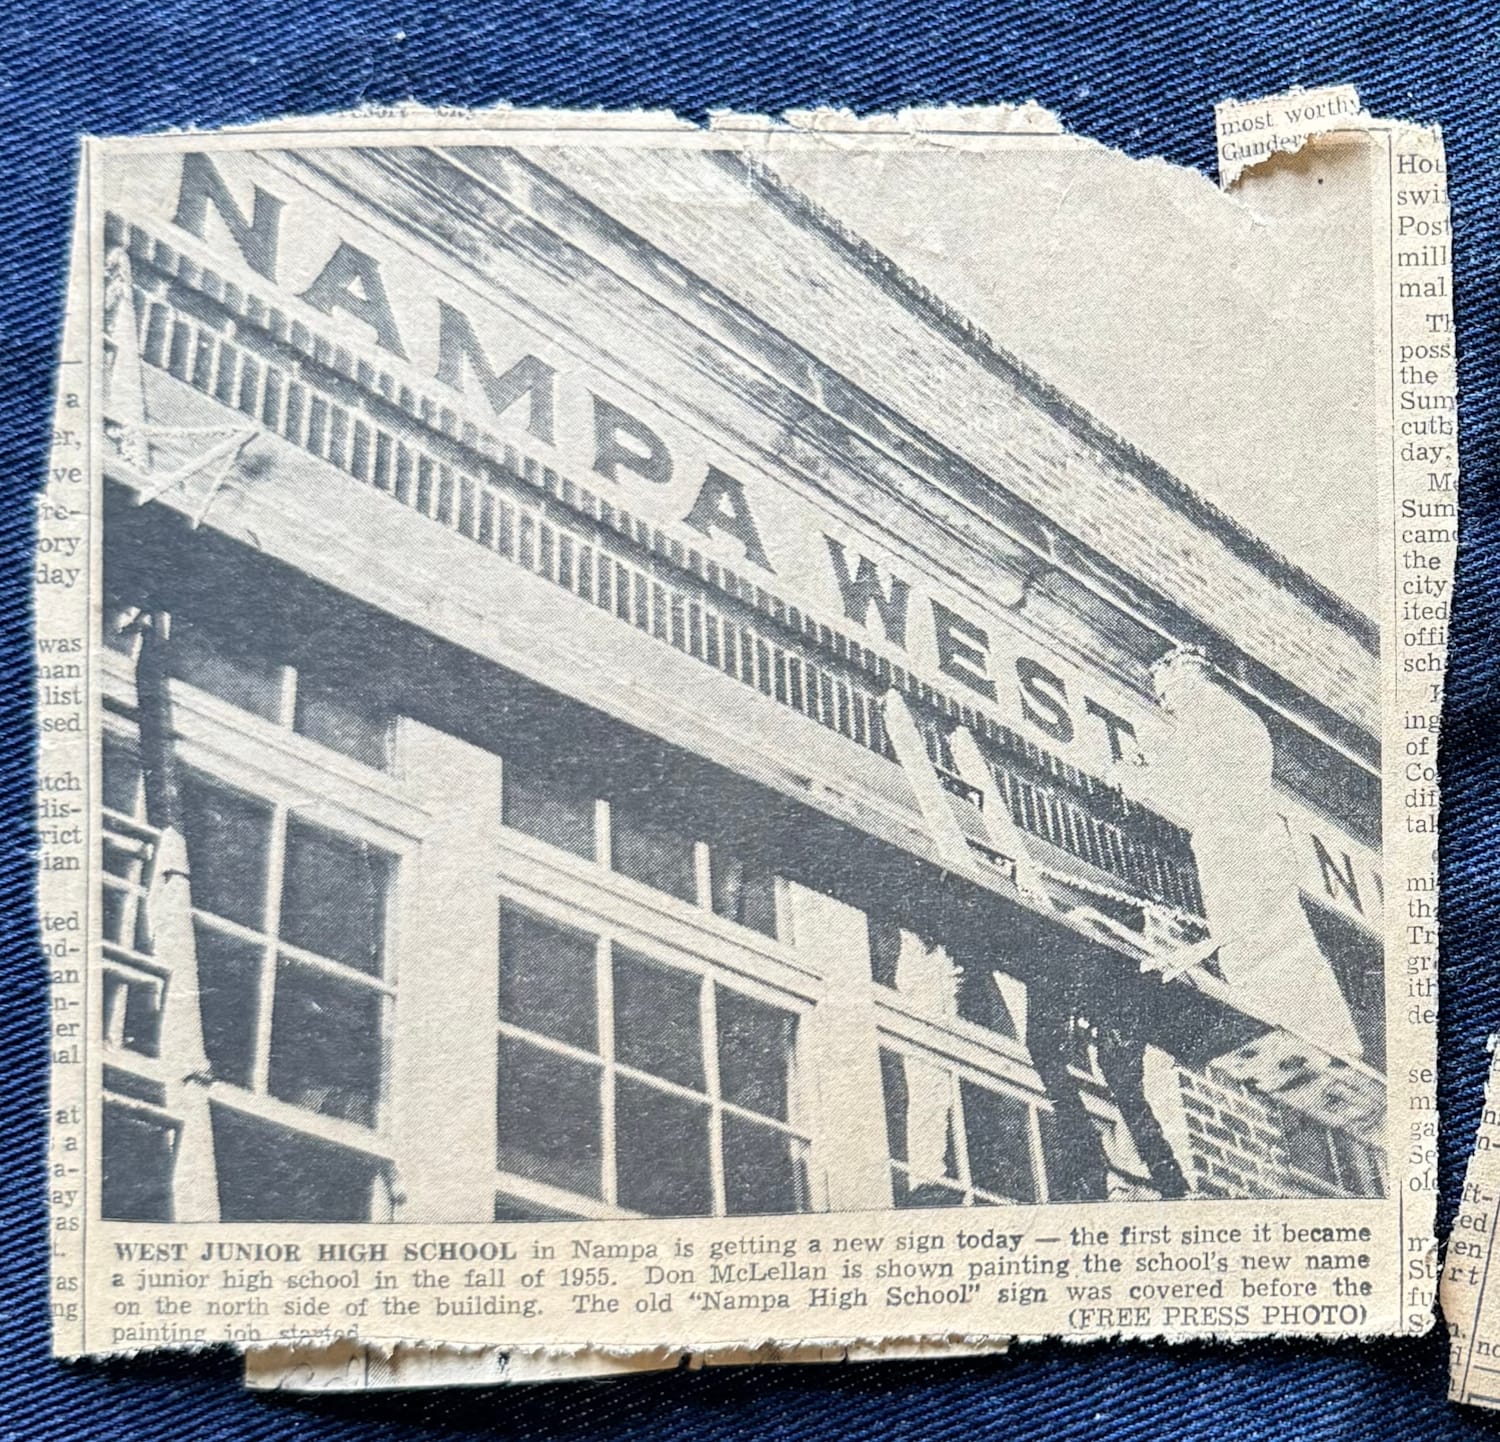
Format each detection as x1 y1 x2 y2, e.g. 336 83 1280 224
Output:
39 91 1450 1364
1444 1043 1500 1407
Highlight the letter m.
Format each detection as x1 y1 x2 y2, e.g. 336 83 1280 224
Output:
435 300 555 444
172 153 283 281
824 537 909 648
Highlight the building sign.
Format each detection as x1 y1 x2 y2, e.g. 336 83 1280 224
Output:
112 147 1382 952
124 148 1166 781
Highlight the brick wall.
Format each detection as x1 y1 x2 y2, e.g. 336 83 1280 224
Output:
535 145 1379 743
1175 1065 1384 1200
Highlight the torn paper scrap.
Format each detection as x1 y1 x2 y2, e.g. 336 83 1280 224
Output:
1445 1044 1500 1408
41 93 1451 1366
1213 84 1364 187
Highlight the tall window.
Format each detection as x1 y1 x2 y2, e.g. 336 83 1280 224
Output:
101 741 395 1126
100 736 397 1221
495 907 810 1219
182 770 395 1128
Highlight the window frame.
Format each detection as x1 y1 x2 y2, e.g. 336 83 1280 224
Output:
496 753 790 945
876 1033 1048 1208
493 881 818 1223
99 659 426 1206
102 599 396 771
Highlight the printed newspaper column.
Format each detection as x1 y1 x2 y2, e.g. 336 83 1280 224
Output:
1216 90 1454 1336
1380 112 1455 1338
41 173 92 1359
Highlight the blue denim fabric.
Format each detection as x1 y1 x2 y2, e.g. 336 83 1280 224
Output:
5 2 1500 1436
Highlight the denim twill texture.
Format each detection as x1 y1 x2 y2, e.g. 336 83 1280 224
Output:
4 2 1500 1437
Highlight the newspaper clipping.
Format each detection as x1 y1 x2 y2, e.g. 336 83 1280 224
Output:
40 92 1453 1367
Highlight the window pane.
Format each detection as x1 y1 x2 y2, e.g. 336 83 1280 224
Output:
880 1049 909 1162
613 950 703 1091
102 735 143 818
615 1077 713 1216
891 1167 966 1210
1332 1129 1380 1196
960 1080 1037 1202
101 883 127 948
267 959 383 1127
717 988 796 1121
503 763 596 860
880 1049 958 1181
280 819 392 976
173 615 284 721
103 835 144 885
294 679 392 769
498 910 598 1052
496 1033 603 1200
101 1104 177 1221
723 1115 808 1215
212 1107 377 1222
180 774 273 931
868 916 902 989
955 964 1021 1040
1279 1106 1341 1186
710 852 778 937
101 970 162 1057
194 921 262 1089
610 796 696 903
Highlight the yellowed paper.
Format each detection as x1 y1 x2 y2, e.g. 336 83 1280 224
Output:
41 94 1451 1368
241 1334 1004 1391
1445 1045 1500 1407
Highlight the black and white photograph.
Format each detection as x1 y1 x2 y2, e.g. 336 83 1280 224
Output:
88 127 1392 1235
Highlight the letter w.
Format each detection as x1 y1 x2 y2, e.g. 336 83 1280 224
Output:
825 537 909 647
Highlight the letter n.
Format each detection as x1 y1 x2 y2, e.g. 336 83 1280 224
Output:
1311 834 1362 914
172 153 283 281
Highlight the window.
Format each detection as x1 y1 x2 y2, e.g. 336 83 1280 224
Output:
1277 1104 1385 1196
502 760 596 860
499 763 781 940
173 614 286 722
102 594 394 768
709 851 778 937
101 1102 177 1222
212 1107 384 1222
173 767 395 1131
495 907 810 1218
868 914 1020 1039
293 675 392 770
100 750 397 1222
880 1046 1039 1207
610 792 697 903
